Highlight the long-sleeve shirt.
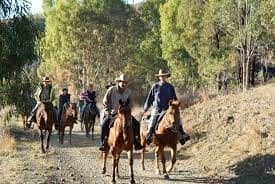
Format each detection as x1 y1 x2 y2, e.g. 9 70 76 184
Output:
102 85 132 115
59 94 70 110
144 81 177 112
79 90 96 103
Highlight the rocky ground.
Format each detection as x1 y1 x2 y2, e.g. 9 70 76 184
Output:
0 83 275 184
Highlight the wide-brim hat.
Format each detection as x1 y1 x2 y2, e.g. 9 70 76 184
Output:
155 69 170 77
42 76 51 82
115 74 129 82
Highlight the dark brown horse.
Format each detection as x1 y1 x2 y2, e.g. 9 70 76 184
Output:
140 100 181 179
59 103 77 145
36 101 55 153
101 99 135 184
82 102 99 139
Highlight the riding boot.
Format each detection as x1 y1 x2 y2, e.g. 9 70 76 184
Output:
178 125 190 145
132 117 143 150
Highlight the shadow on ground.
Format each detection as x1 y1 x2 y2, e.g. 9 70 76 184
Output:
9 126 101 148
225 154 275 184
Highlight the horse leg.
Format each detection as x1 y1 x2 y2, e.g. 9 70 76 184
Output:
40 130 45 153
141 133 146 170
141 145 146 170
46 129 52 151
168 146 177 173
91 121 95 140
155 146 161 175
111 149 117 184
116 153 120 178
102 150 108 174
85 122 90 138
160 147 169 179
69 125 73 145
128 150 135 184
88 121 92 137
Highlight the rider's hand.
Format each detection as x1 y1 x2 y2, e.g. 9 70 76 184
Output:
37 101 41 105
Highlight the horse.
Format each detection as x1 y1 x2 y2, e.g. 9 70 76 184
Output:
82 102 99 139
36 101 56 153
140 100 181 179
59 103 77 145
101 99 135 184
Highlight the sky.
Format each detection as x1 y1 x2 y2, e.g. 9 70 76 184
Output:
30 0 144 14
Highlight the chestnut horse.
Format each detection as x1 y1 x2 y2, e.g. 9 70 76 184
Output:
140 100 181 179
36 101 55 153
82 102 99 139
101 99 135 184
59 103 77 145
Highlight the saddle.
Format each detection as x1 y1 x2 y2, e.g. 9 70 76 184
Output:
143 110 166 131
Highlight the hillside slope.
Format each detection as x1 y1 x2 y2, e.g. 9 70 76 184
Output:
183 83 275 182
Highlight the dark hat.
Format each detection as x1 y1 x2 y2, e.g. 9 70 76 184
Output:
62 88 68 92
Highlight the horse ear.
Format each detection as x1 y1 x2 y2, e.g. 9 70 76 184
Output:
169 100 173 106
126 98 130 106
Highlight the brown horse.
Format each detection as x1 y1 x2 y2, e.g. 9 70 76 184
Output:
82 102 99 139
36 101 55 153
101 99 135 184
140 100 181 179
59 103 77 145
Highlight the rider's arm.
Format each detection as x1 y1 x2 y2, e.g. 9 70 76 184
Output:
50 87 57 107
143 85 154 113
103 88 112 115
34 87 41 103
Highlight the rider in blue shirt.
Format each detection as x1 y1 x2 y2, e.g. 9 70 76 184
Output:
143 69 190 145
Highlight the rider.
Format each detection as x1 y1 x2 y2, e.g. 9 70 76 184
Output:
58 88 71 125
80 83 99 122
26 76 58 129
143 69 190 145
99 74 143 151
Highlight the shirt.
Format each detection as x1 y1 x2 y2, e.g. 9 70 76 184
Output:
144 81 177 112
102 85 132 115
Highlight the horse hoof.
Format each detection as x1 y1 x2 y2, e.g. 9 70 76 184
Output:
164 174 169 179
111 180 116 184
130 179 135 184
102 168 106 174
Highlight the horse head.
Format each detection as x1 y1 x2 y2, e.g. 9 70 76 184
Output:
65 103 77 119
118 99 132 139
164 100 181 131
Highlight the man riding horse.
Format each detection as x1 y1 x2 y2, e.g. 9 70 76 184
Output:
26 76 58 129
79 83 99 122
99 74 143 151
58 88 71 125
143 69 190 145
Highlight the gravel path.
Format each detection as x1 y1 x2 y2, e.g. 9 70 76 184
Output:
45 125 220 184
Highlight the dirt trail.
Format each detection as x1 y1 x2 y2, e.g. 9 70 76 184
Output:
1 124 221 184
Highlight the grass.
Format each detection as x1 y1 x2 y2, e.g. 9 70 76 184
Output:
0 127 16 155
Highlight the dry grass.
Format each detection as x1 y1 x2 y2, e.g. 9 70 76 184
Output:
0 127 16 155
